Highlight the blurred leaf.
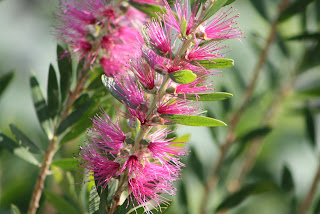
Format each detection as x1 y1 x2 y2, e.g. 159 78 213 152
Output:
249 0 269 21
304 106 316 147
98 188 108 214
206 110 219 142
169 70 197 84
221 86 232 113
281 165 295 193
216 181 276 211
278 0 315 23
314 196 320 214
161 114 227 127
57 45 73 103
301 43 320 71
52 158 79 171
204 0 228 20
107 179 119 203
9 124 42 154
0 132 40 166
295 68 320 95
288 197 298 214
129 1 166 18
276 32 290 57
286 33 320 41
56 94 93 135
171 133 191 143
89 186 100 214
10 204 21 214
0 71 14 99
178 182 189 214
47 64 60 118
189 147 205 183
224 0 236 6
30 73 54 139
191 58 234 69
44 190 79 214
178 92 233 101
237 126 272 143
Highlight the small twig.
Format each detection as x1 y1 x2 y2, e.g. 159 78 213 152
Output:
297 160 320 214
199 0 290 213
27 60 91 214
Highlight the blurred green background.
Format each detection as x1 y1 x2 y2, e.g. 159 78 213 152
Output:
0 0 320 213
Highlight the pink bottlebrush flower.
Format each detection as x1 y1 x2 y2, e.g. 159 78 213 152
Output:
132 59 156 91
157 98 201 115
146 19 172 55
175 74 214 94
202 7 243 41
129 0 163 5
186 41 227 61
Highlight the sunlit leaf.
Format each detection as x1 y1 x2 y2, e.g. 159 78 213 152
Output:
161 114 227 127
30 73 54 139
191 58 234 69
47 64 60 118
204 0 228 20
169 70 197 84
0 71 14 99
178 92 233 101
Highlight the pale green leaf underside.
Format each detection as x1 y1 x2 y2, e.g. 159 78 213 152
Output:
192 58 234 69
178 92 233 101
161 114 227 127
169 70 197 84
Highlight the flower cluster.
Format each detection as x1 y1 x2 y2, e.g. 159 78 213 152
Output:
74 0 242 212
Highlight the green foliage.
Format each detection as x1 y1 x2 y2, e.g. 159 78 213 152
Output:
161 114 227 127
52 158 79 171
129 1 166 18
189 147 205 183
278 0 316 23
168 70 197 84
191 58 234 69
47 64 60 118
57 45 73 103
0 71 14 99
44 190 80 214
281 165 295 193
303 106 316 147
204 0 228 20
237 126 272 143
178 92 233 101
10 204 21 214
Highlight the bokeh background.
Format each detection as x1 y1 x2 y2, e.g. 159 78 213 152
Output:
0 0 320 213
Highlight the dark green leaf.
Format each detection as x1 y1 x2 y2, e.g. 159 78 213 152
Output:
192 58 234 69
44 190 79 214
178 182 189 214
300 42 320 72
313 196 320 214
295 69 320 95
224 0 236 6
281 165 294 193
57 45 73 103
0 71 14 99
189 147 204 183
237 126 272 143
286 33 320 41
178 92 233 101
9 124 42 154
169 70 197 84
10 204 21 214
161 114 227 127
204 0 228 20
249 0 269 21
30 73 54 138
129 1 165 18
56 95 93 135
52 158 79 171
98 188 108 214
0 132 40 166
278 0 315 23
47 64 60 118
221 86 232 113
304 107 316 147
216 181 276 211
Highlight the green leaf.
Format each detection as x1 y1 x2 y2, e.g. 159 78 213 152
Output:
181 17 187 37
295 68 320 95
129 1 165 18
0 132 40 166
57 45 73 103
216 181 276 211
178 92 233 101
56 95 93 135
9 124 42 154
101 75 137 108
178 182 189 214
89 186 100 214
171 133 191 142
10 204 21 214
191 58 234 69
304 107 316 147
44 190 79 214
237 126 272 143
169 70 197 84
189 146 204 183
224 0 236 6
281 165 294 193
249 0 269 21
314 196 320 214
30 73 54 139
278 0 315 23
286 33 320 41
52 158 79 171
161 114 227 127
0 71 14 99
47 64 60 118
204 0 228 20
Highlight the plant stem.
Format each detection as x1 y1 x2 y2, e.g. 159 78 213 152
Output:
297 160 320 214
27 61 91 214
199 0 289 213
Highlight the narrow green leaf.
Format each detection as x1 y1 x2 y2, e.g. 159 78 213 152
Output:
57 45 73 103
178 182 189 214
281 165 294 193
44 190 79 214
0 132 40 166
278 0 315 23
249 0 269 21
181 17 187 37
313 196 320 214
286 33 320 41
30 73 53 139
101 75 137 108
0 71 14 99
161 114 227 127
189 147 205 183
129 1 165 18
9 124 42 154
52 158 79 171
191 58 234 69
171 134 191 142
10 204 21 214
89 186 100 214
237 126 272 143
169 70 197 84
224 0 236 6
56 96 93 135
47 64 60 118
178 92 233 101
304 107 316 147
204 0 228 20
